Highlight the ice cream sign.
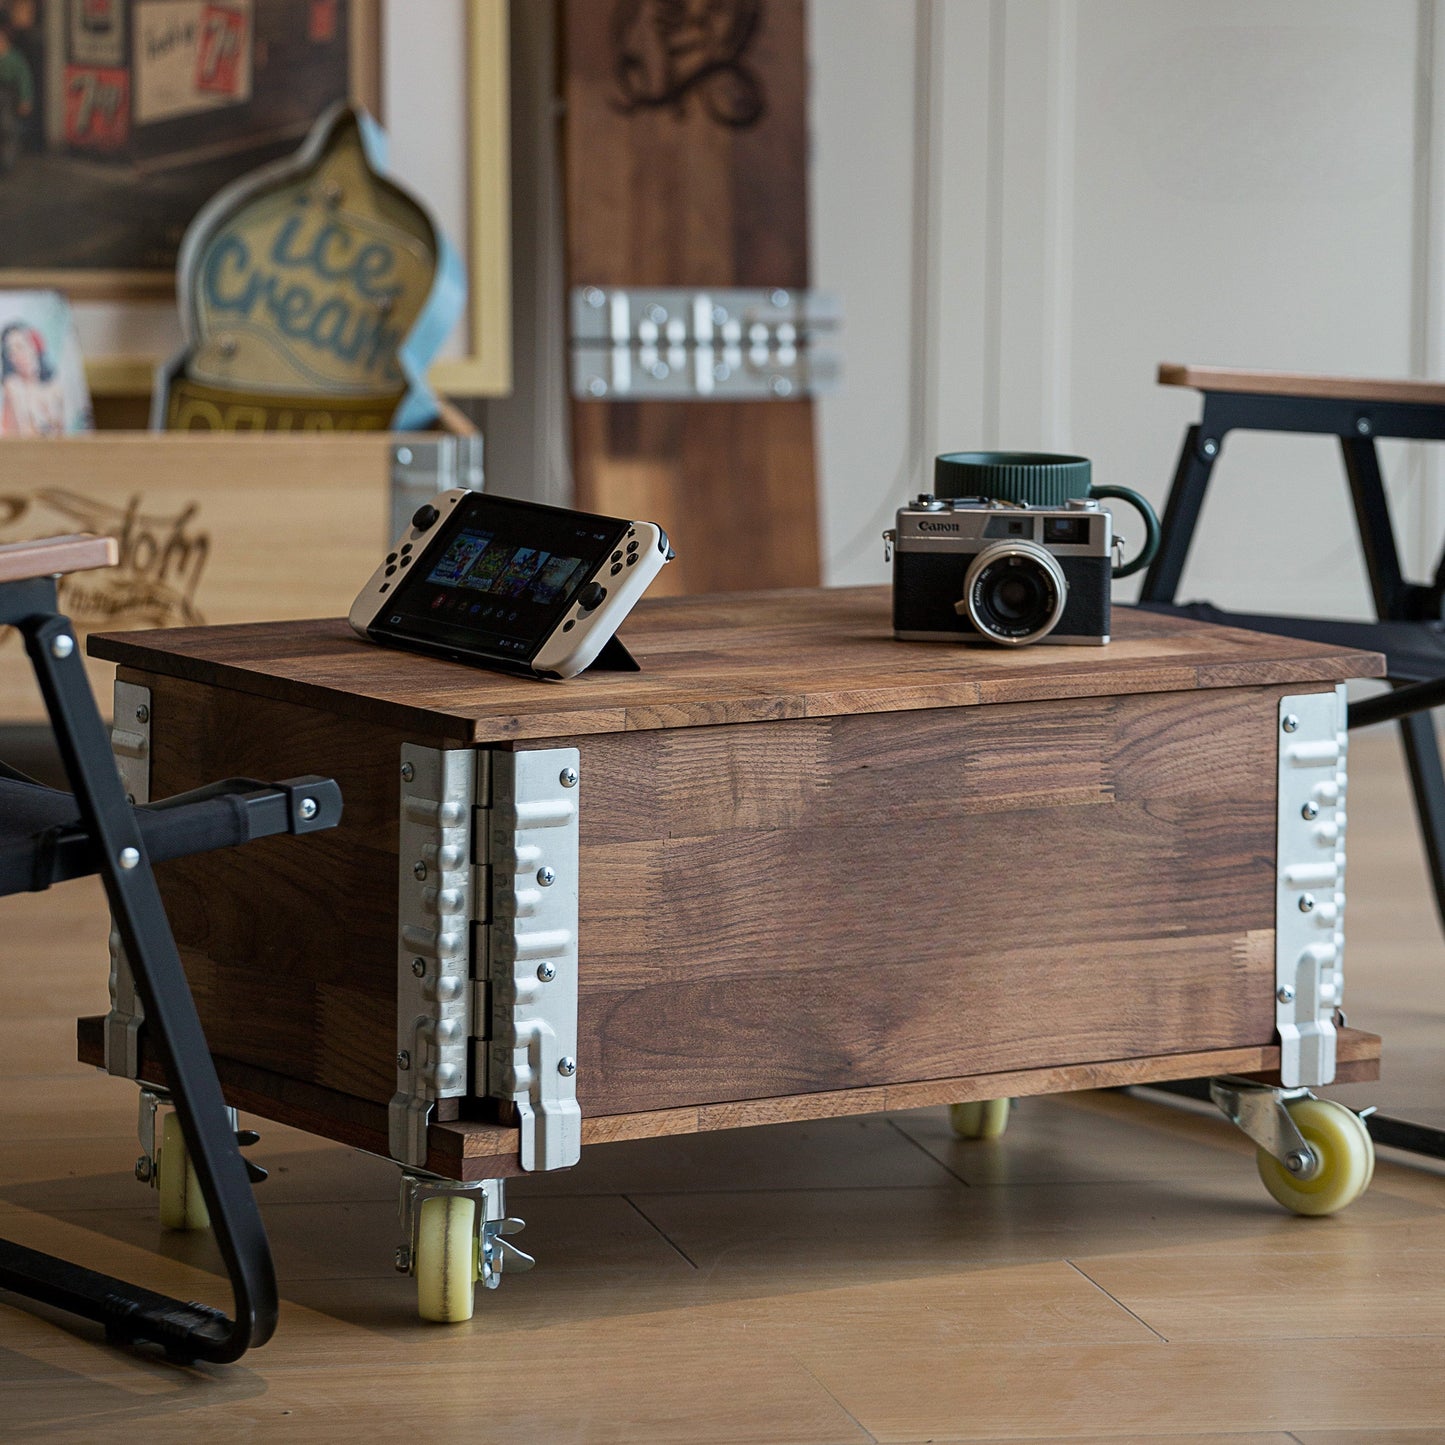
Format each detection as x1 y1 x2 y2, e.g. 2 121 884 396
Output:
156 104 463 431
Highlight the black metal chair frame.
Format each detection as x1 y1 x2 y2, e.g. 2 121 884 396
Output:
0 563 340 1362
1139 383 1445 1162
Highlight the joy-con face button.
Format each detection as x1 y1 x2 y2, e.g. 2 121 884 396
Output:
626 554 637 567
386 552 397 565
385 565 397 577
401 543 413 556
610 563 623 575
627 540 639 553
412 504 440 530
612 550 623 562
576 582 607 612
563 619 575 632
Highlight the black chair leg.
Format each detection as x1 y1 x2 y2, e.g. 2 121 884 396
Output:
1140 423 1219 605
1396 709 1445 937
0 582 277 1363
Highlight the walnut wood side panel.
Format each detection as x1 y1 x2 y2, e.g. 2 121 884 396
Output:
134 669 457 1109
555 684 1295 1117
73 1016 1385 1184
561 0 820 592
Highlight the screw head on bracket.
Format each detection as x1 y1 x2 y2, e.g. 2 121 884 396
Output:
1202 438 1219 457
1356 416 1373 435
537 961 557 983
118 847 140 870
413 860 428 881
412 957 427 978
135 704 149 724
557 1056 577 1077
298 797 318 821
559 767 578 789
50 633 74 659
1282 714 1300 733
536 866 556 887
1298 894 1316 913
1301 801 1320 821
1277 984 1296 1004
396 1051 411 1071
401 762 415 783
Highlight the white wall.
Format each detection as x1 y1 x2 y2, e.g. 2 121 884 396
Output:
812 0 1434 615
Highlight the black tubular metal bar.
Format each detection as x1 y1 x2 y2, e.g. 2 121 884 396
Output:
1349 678 1445 730
1340 435 1414 619
1200 391 1445 443
0 589 277 1362
1138 423 1219 604
1396 710 1445 933
1365 1112 1445 1159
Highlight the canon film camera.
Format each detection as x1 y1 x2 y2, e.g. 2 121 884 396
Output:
884 495 1112 646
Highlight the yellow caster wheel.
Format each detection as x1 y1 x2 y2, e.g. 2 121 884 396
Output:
949 1098 1011 1140
156 1111 210 1232
1256 1097 1374 1217
416 1194 479 1323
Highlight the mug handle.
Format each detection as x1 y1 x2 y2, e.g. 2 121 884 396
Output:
1090 484 1160 579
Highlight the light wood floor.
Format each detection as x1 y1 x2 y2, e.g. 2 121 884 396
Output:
0 728 1442 1444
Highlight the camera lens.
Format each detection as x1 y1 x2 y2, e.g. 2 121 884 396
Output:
961 542 1067 645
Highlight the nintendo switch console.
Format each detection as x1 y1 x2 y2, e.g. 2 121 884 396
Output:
349 490 672 679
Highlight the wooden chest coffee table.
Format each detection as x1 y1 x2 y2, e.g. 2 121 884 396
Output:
82 588 1385 1318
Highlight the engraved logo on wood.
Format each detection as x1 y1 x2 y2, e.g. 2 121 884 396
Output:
611 0 766 128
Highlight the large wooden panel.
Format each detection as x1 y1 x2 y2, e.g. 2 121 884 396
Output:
561 0 820 592
561 687 1287 1116
138 670 458 1108
89 591 1385 744
0 433 393 720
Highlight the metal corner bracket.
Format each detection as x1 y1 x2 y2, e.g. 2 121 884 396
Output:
389 743 480 1169
476 747 582 1172
1275 687 1348 1088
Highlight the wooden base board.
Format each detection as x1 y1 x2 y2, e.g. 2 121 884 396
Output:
76 1016 1380 1182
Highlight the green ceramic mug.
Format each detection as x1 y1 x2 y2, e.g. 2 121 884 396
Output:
933 452 1161 578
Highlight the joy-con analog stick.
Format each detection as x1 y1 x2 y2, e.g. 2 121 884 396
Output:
576 582 607 612
412 504 440 530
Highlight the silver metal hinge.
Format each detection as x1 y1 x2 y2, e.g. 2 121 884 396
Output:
389 744 480 1169
473 748 582 1172
1275 688 1348 1087
105 679 152 1080
569 286 841 400
390 436 485 540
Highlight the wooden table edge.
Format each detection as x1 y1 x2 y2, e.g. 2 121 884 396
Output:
1159 362 1445 407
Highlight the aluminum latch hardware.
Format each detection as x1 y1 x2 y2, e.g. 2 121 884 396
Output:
1275 688 1348 1088
477 748 582 1172
389 744 479 1169
569 286 841 400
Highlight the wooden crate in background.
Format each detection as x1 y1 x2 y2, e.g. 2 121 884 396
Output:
0 434 395 721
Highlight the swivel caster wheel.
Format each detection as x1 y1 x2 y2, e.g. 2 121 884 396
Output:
156 1111 210 1232
949 1098 1011 1140
415 1193 479 1323
1255 1096 1375 1217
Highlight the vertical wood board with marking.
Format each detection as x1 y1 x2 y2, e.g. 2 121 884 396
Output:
561 0 821 594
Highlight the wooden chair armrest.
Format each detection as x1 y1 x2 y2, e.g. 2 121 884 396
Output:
1159 362 1445 407
0 534 119 585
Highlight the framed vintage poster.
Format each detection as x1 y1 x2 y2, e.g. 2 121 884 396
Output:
0 0 379 299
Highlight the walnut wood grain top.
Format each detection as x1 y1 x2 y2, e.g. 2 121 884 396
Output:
1159 362 1445 407
0 533 117 584
89 587 1384 743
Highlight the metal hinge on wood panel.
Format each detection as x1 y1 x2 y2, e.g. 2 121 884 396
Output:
104 679 151 1080
389 745 480 1169
471 748 582 1172
569 286 841 400
1275 688 1348 1088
